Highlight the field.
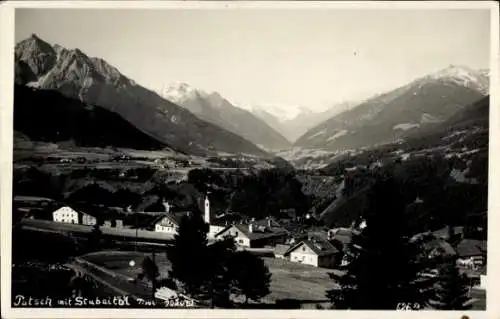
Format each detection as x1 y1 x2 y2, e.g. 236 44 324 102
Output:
78 250 338 308
82 250 172 280
262 257 340 307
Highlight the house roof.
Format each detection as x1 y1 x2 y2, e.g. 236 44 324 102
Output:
216 223 288 241
432 226 465 239
456 239 486 257
152 211 192 227
424 239 457 256
332 234 352 245
307 231 329 241
329 228 358 245
286 237 339 257
274 244 291 255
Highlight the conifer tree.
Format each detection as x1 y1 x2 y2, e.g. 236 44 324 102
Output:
326 176 436 309
205 237 237 308
167 214 238 307
228 250 272 305
166 213 209 298
139 255 160 288
431 257 472 310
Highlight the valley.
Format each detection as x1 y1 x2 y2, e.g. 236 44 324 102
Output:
10 29 490 311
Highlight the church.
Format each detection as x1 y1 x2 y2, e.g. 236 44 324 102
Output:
204 194 226 239
153 194 226 238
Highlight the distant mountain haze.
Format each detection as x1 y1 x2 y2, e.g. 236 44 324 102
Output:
251 102 358 142
294 65 489 151
160 83 291 150
14 34 268 157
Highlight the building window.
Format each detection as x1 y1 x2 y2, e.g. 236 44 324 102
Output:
238 239 244 244
235 231 238 236
302 246 305 251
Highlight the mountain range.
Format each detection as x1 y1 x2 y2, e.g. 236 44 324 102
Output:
14 34 490 160
251 102 357 142
14 34 268 157
294 65 489 151
160 83 291 150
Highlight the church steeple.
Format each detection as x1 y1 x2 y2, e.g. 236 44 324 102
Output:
204 194 211 225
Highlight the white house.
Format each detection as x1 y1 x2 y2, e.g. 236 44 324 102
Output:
154 214 181 234
81 212 97 226
52 206 79 224
285 236 339 268
215 220 288 248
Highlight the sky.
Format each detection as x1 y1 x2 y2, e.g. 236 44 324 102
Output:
15 8 491 113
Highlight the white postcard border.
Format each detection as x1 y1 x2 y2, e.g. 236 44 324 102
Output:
1 1 499 318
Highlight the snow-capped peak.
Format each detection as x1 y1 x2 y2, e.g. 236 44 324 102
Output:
161 82 202 104
427 64 489 94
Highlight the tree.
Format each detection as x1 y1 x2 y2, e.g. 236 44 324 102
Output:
228 250 272 305
326 176 436 309
166 213 210 298
205 237 237 308
431 256 472 310
139 255 160 295
85 224 103 253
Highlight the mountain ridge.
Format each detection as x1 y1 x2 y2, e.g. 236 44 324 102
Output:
294 65 489 151
160 82 291 150
15 34 268 157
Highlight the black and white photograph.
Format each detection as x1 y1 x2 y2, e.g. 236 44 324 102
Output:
1 1 498 317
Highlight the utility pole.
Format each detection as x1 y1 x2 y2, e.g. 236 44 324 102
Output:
135 214 138 252
152 250 156 300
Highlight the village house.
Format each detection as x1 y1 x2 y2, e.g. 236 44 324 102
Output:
153 211 192 235
52 205 97 226
152 196 226 237
456 238 486 270
52 206 78 224
103 219 124 228
422 238 457 259
215 218 288 248
328 227 359 246
274 244 291 259
432 226 465 241
285 234 340 268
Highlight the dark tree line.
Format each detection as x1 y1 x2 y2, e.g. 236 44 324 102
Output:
326 174 473 310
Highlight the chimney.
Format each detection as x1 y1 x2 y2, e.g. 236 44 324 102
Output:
267 218 272 228
249 223 254 233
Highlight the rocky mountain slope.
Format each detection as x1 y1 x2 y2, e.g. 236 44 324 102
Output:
295 65 489 151
161 83 291 150
15 34 267 157
317 95 489 229
14 84 170 150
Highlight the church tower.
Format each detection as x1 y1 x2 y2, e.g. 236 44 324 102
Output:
204 194 211 225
